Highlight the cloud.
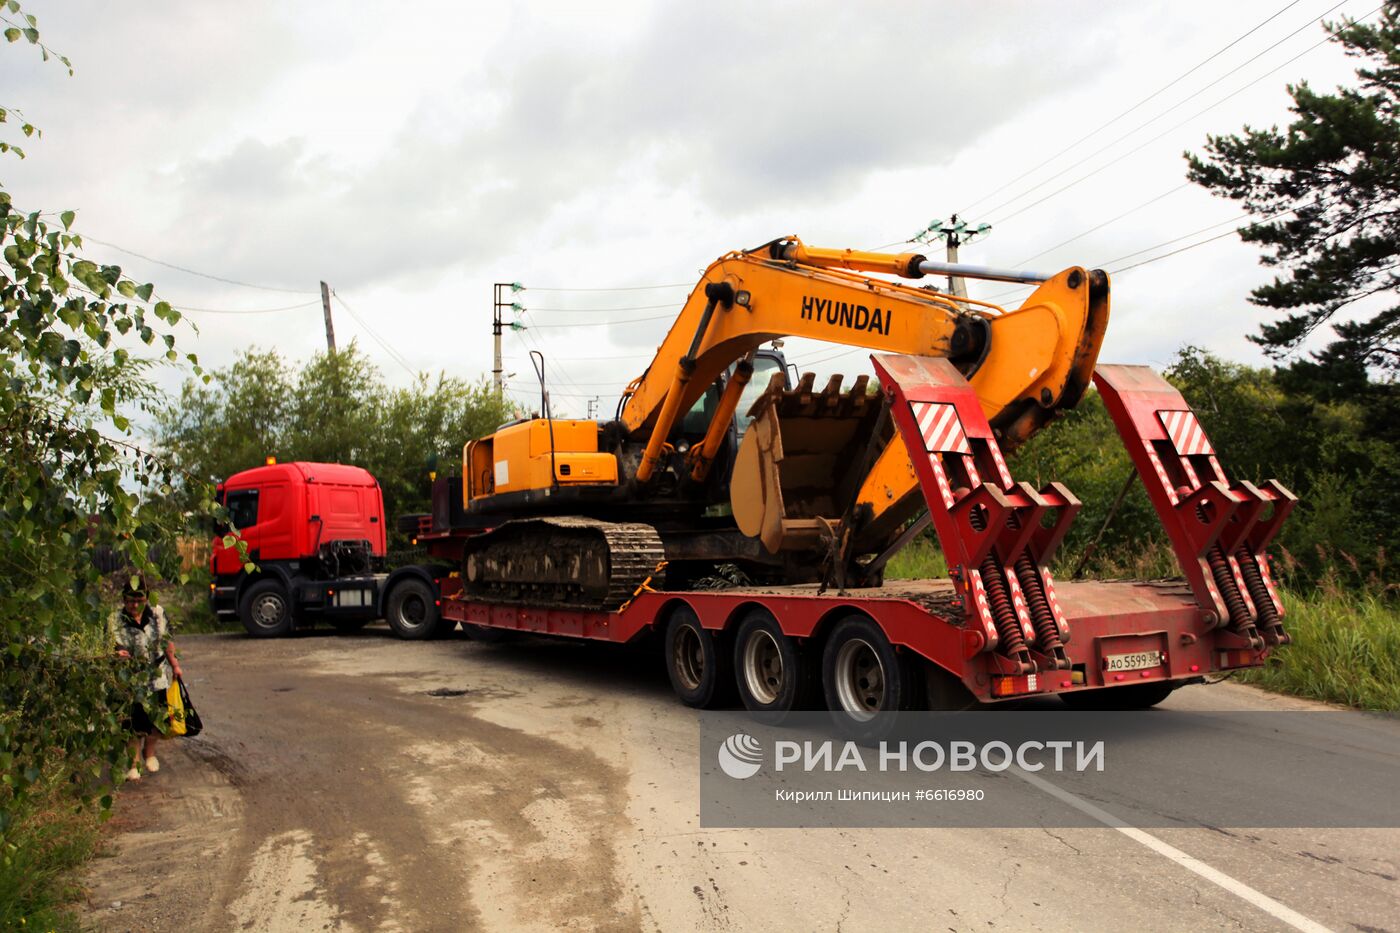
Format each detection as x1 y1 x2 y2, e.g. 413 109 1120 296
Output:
3 0 1362 417
143 1 1138 290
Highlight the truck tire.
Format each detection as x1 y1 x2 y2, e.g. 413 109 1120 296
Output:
1059 682 1175 710
734 609 818 723
821 614 918 739
240 579 294 637
663 604 733 709
385 578 449 640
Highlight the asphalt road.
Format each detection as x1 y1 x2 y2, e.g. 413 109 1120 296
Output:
83 626 1399 932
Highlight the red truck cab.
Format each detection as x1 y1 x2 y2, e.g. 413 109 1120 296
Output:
210 461 389 635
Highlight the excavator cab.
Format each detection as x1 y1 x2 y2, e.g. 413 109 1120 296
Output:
678 348 788 443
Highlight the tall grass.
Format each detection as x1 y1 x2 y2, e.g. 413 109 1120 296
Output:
0 770 103 931
1239 589 1400 711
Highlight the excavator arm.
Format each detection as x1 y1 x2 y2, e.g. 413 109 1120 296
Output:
622 238 1107 457
616 238 1108 563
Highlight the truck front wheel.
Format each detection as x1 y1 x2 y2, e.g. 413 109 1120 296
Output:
386 578 449 640
240 579 294 637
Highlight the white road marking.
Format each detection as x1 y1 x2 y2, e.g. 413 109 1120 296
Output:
1011 767 1334 933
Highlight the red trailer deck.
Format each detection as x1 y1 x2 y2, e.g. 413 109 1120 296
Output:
439 355 1296 723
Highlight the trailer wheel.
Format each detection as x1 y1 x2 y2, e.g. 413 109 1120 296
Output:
664 605 733 709
822 614 917 738
386 578 449 640
734 609 818 723
1059 682 1175 710
240 579 293 637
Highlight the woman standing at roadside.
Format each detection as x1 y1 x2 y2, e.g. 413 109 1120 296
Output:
110 575 183 781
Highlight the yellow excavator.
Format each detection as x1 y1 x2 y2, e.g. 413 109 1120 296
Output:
459 237 1109 606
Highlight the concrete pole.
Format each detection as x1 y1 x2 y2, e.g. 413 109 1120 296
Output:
319 281 337 353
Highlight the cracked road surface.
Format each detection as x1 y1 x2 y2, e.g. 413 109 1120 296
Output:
83 628 1399 932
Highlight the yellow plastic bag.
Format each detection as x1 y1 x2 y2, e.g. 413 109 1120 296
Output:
166 678 187 736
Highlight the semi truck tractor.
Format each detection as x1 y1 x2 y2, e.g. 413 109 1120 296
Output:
209 460 461 640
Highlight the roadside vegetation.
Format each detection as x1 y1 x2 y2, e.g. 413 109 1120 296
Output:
0 6 219 926
154 344 514 552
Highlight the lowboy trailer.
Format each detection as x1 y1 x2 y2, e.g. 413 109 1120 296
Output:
427 355 1295 730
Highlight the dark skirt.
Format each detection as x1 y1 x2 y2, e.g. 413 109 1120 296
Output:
125 700 158 736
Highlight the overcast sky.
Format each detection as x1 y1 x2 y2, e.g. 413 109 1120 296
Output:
0 0 1372 417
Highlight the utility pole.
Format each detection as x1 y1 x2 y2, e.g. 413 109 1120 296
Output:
492 282 525 393
319 281 337 353
587 396 599 419
492 283 505 392
918 215 991 302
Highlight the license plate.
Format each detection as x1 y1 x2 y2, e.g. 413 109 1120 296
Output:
1104 650 1162 672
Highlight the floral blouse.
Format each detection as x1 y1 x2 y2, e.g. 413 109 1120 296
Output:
109 604 174 693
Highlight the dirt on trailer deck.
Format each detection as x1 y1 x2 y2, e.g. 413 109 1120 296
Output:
713 578 966 620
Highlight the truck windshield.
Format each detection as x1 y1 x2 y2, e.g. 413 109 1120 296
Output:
223 489 259 531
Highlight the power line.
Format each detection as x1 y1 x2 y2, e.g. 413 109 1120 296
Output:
984 1 1364 225
788 345 871 367
331 292 416 378
517 327 591 396
504 376 643 387
83 235 319 295
956 0 1312 216
1095 211 1266 267
504 383 625 399
503 350 654 362
1012 183 1191 266
980 204 1302 302
525 313 675 328
509 327 594 403
172 299 323 315
522 282 691 292
522 302 680 313
1107 208 1299 274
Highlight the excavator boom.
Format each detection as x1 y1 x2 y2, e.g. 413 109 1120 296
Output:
621 238 1108 452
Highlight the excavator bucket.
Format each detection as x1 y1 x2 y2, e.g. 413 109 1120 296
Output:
730 371 887 553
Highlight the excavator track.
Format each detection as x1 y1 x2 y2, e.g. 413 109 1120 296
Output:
462 517 666 610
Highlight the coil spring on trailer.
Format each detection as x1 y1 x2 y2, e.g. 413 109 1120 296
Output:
968 505 1033 673
1014 551 1070 669
1195 502 1263 649
1234 545 1287 644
